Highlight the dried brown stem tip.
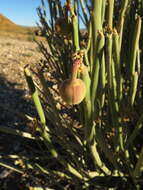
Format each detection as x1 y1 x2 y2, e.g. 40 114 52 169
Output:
55 17 72 36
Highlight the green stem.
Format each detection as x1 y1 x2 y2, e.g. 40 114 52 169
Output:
91 32 105 108
106 34 124 151
92 0 102 45
130 16 141 75
129 72 139 107
81 64 92 142
79 0 88 26
24 67 46 127
107 0 114 29
113 29 122 103
72 16 80 51
24 67 84 180
133 146 143 177
117 0 129 50
69 1 80 51
90 139 111 175
101 0 106 24
0 160 24 174
100 52 106 108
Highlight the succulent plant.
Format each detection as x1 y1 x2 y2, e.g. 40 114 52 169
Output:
1 1 142 189
59 60 86 105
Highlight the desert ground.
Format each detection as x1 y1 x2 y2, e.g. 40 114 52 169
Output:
0 33 44 127
0 15 46 189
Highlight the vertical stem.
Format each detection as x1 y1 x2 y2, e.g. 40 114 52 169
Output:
48 0 54 29
92 0 102 46
130 16 141 76
106 34 112 95
24 68 46 127
69 0 80 51
117 0 129 50
72 15 80 51
137 47 141 75
79 0 88 26
106 34 123 151
100 52 106 108
107 0 114 29
129 72 139 107
81 65 92 142
91 32 105 108
113 29 122 103
101 0 106 25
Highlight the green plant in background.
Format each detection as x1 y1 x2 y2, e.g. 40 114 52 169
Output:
1 0 143 189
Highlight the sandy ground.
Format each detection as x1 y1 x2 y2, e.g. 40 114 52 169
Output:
0 37 42 86
0 36 45 188
0 37 44 127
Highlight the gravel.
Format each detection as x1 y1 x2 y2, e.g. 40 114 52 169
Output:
0 36 46 188
0 37 44 129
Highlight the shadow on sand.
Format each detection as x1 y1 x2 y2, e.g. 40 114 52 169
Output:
0 74 37 190
0 73 36 128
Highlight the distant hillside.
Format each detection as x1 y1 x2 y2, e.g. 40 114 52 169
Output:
0 14 15 25
0 14 39 40
0 14 25 31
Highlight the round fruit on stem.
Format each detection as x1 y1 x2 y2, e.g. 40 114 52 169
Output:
59 61 86 105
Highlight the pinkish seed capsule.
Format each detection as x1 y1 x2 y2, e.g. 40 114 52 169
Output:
59 78 86 105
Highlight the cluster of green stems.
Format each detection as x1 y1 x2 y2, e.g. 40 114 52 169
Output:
23 0 143 187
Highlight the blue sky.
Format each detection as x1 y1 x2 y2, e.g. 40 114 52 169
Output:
0 0 42 26
0 0 86 27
